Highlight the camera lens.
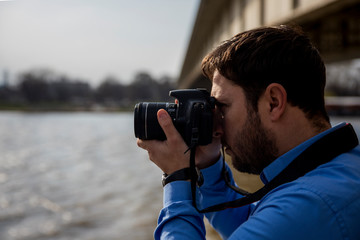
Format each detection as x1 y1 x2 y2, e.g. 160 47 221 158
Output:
134 102 177 140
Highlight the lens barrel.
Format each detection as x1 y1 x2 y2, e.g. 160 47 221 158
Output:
134 102 177 141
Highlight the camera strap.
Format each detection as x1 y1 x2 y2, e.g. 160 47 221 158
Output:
187 103 207 210
189 123 359 213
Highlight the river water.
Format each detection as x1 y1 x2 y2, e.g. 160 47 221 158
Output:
0 112 359 240
0 112 163 240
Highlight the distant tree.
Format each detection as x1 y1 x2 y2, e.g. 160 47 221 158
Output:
5 68 177 110
96 76 125 102
158 75 176 101
0 85 21 103
69 80 92 100
18 69 93 104
48 77 72 102
128 72 160 101
19 72 49 103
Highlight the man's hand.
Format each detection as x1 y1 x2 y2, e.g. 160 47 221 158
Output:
137 109 222 174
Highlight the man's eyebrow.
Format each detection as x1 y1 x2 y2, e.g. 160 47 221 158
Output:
214 94 227 102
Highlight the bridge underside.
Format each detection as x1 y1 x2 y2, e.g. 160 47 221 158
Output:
179 0 360 90
293 1 360 63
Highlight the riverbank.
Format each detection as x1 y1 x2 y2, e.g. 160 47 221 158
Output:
0 102 134 112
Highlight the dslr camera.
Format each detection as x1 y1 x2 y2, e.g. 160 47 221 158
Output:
134 89 216 146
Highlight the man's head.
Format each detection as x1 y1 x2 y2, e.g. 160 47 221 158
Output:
211 71 279 174
204 25 331 174
202 25 329 127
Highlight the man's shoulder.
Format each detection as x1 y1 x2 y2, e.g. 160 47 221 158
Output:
262 145 360 209
302 145 360 209
251 146 360 236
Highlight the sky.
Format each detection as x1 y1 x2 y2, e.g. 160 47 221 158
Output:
0 0 200 86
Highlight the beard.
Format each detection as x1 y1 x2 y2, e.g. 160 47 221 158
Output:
229 109 279 175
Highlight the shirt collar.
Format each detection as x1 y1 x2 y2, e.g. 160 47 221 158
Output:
260 122 347 184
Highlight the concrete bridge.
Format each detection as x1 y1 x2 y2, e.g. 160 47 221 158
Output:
178 0 360 90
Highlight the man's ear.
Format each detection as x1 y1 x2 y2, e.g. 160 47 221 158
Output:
264 83 287 121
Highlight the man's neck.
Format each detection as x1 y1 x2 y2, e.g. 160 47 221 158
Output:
274 108 331 157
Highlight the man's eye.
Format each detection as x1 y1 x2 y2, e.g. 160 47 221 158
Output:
215 102 226 116
219 103 227 111
215 101 225 109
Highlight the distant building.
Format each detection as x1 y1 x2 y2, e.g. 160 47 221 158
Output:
178 0 360 89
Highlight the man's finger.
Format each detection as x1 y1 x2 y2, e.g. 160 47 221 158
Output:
137 138 147 149
157 109 181 142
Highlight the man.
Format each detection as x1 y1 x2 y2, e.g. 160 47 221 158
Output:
137 25 360 239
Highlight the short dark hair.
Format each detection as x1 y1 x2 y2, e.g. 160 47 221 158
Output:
202 25 329 123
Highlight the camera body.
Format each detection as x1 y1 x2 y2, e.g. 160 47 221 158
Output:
134 89 215 146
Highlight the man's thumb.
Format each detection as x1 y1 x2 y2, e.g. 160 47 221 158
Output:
157 109 178 138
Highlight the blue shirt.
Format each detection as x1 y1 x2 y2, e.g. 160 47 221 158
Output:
155 123 360 239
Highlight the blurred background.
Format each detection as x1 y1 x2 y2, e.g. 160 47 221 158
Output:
0 0 359 239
